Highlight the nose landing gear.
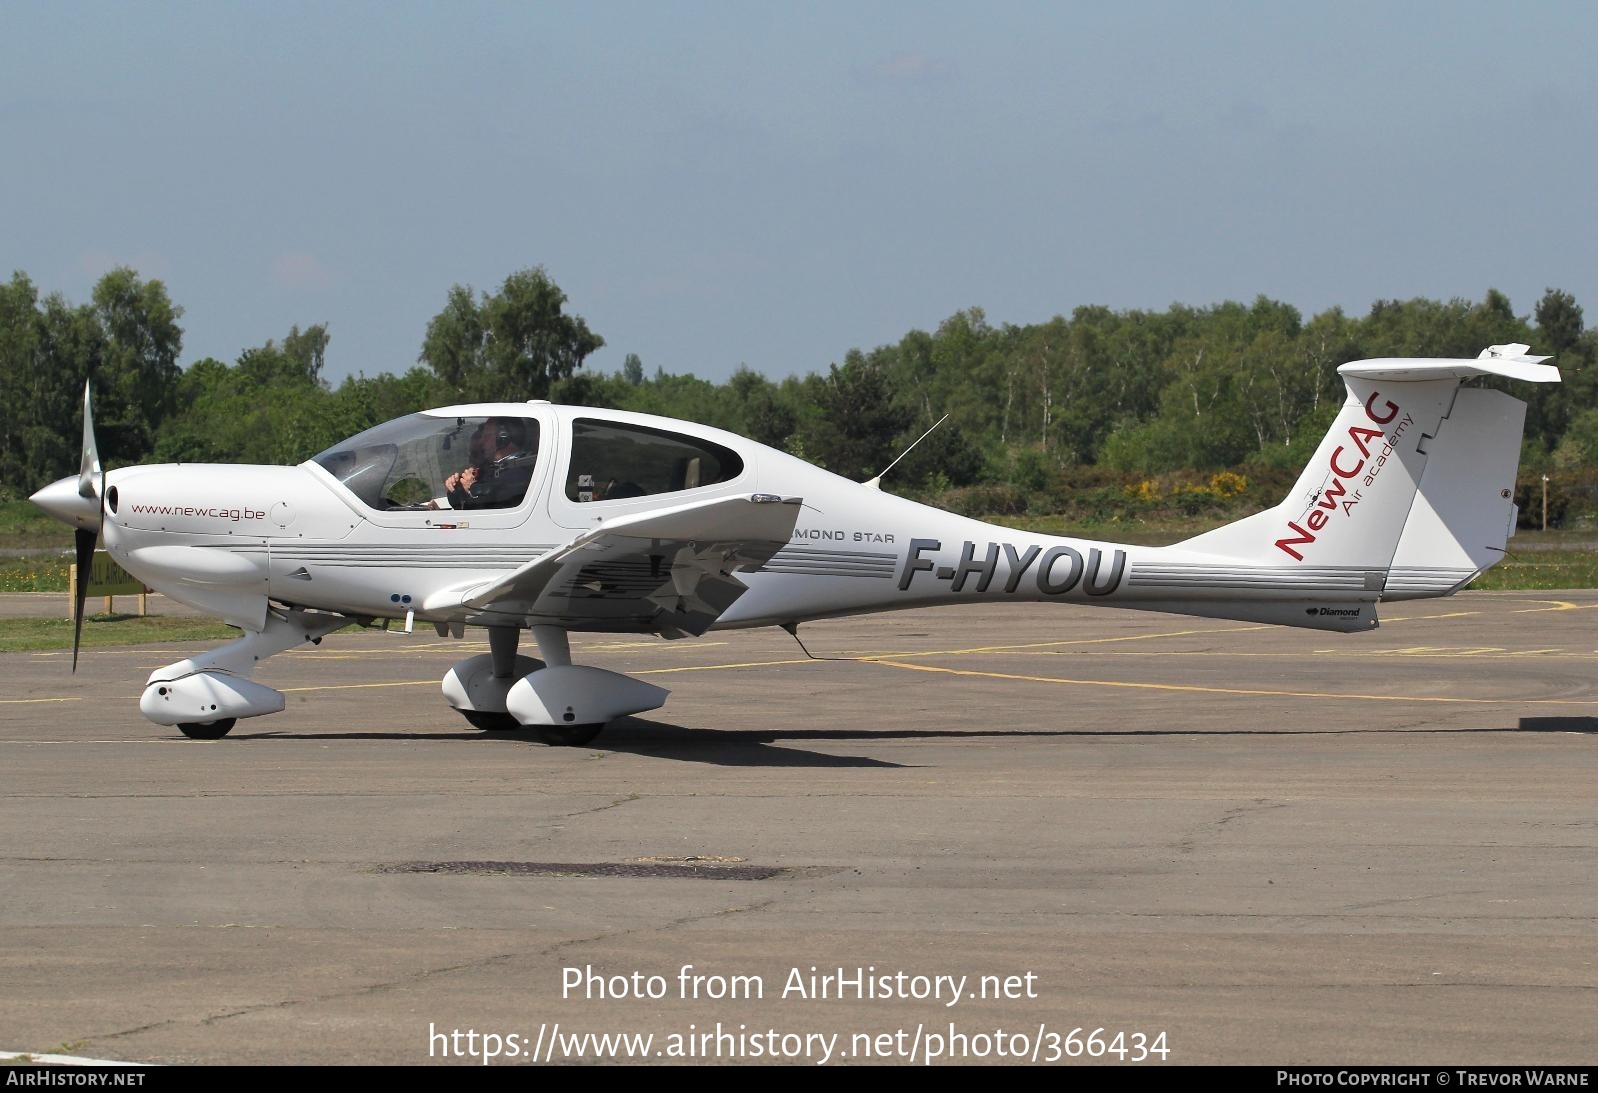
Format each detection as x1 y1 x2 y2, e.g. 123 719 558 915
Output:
142 609 350 738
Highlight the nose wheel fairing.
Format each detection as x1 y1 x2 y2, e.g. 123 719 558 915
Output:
141 672 285 727
139 609 349 729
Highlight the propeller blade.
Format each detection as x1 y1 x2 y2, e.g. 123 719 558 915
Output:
77 381 101 504
72 526 96 672
71 382 104 672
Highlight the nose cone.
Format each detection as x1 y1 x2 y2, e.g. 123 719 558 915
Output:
30 476 100 530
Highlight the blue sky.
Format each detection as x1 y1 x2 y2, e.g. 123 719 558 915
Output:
4 1 1595 385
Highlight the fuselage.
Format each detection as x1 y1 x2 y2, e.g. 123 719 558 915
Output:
76 401 1387 637
28 348 1551 740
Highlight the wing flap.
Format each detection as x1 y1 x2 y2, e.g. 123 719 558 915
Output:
438 493 801 635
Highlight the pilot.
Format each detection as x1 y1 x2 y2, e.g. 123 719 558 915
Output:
444 418 534 509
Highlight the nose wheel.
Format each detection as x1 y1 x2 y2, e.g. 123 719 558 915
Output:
176 718 237 739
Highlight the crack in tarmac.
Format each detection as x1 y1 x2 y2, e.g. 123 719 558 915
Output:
1176 799 1288 855
558 794 640 820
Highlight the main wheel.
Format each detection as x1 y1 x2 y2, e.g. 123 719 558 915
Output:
535 722 604 747
459 709 522 732
177 718 236 739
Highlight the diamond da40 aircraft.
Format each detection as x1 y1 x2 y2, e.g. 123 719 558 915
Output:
30 344 1556 745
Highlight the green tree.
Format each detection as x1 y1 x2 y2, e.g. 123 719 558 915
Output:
622 353 645 386
1535 289 1583 355
891 420 985 488
156 326 351 466
550 371 628 408
1527 289 1591 451
91 268 184 452
0 268 183 491
0 273 45 495
420 267 603 401
329 368 448 436
725 366 796 448
796 351 913 481
282 323 331 383
418 284 483 391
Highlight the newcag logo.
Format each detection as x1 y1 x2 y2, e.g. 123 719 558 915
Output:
1275 391 1408 562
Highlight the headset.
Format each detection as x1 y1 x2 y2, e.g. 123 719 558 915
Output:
487 418 528 452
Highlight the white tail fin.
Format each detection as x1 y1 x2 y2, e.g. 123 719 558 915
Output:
1180 344 1557 595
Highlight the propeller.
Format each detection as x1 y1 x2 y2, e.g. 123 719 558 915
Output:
71 382 105 672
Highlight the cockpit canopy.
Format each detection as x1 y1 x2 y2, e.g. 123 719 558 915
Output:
311 410 748 515
312 414 539 511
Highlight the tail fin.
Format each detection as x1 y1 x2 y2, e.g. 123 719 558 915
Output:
1179 344 1557 597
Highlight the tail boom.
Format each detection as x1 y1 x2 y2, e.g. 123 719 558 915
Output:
723 345 1553 636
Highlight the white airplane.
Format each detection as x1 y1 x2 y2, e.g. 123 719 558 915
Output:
30 344 1557 745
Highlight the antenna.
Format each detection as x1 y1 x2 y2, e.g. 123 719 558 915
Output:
863 414 948 490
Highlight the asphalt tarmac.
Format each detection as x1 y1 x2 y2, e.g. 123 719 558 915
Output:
1 591 1595 1065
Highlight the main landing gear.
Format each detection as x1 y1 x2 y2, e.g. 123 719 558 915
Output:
456 708 603 746
139 613 663 746
442 624 667 747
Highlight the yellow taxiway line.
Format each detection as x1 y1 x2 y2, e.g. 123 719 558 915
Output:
866 658 1598 706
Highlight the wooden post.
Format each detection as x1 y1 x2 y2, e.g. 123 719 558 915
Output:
77 550 143 618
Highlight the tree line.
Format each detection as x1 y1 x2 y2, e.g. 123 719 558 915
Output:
3 265 1595 522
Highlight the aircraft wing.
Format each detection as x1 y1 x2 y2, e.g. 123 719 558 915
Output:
433 493 802 636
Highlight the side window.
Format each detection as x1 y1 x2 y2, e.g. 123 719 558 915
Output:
565 419 743 502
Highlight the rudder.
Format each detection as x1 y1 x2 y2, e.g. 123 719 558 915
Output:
1383 387 1526 598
